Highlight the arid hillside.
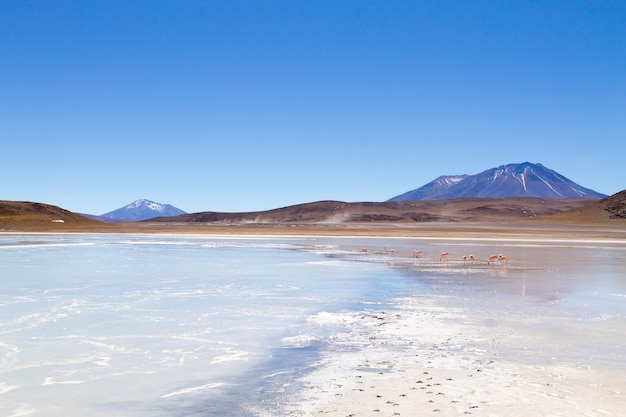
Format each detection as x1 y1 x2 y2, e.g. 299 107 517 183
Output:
0 201 103 230
543 189 626 224
2 195 625 236
151 198 594 224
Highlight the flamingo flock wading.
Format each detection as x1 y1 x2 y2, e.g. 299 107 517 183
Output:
362 247 507 266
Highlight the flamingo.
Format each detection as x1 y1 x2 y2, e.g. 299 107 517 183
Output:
488 255 499 265
440 251 449 261
361 248 368 253
498 254 508 263
413 250 422 258
383 246 388 254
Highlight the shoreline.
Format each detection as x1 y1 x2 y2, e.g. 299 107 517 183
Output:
276 237 626 417
3 221 626 241
283 294 626 416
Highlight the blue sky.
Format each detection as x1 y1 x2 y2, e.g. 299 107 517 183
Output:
2 1 624 215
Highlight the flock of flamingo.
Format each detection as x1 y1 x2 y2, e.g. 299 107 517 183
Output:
360 246 508 265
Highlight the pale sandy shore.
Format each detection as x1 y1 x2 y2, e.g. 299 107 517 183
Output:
282 295 626 417
272 230 626 417
9 220 626 241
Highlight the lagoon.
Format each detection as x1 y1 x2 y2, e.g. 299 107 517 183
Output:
1 233 625 416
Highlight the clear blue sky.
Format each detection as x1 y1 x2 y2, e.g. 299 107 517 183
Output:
2 1 624 215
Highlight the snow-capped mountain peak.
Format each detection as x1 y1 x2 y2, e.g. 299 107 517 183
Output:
126 199 167 211
101 199 187 221
388 162 607 201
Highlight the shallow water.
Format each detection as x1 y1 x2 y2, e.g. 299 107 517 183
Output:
0 234 415 416
1 233 625 416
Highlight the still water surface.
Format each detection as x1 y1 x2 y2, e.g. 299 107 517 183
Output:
1 233 624 416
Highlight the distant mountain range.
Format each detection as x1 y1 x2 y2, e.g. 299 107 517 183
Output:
389 162 607 201
99 199 187 221
2 190 625 230
89 163 606 222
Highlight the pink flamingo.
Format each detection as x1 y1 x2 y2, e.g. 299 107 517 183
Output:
440 251 449 261
413 250 422 258
498 254 508 263
488 255 499 265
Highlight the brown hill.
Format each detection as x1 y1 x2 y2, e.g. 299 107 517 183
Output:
150 198 595 224
544 190 626 224
0 201 103 230
2 198 624 238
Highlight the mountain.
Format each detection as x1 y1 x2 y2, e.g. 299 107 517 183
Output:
101 199 187 221
389 162 607 201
